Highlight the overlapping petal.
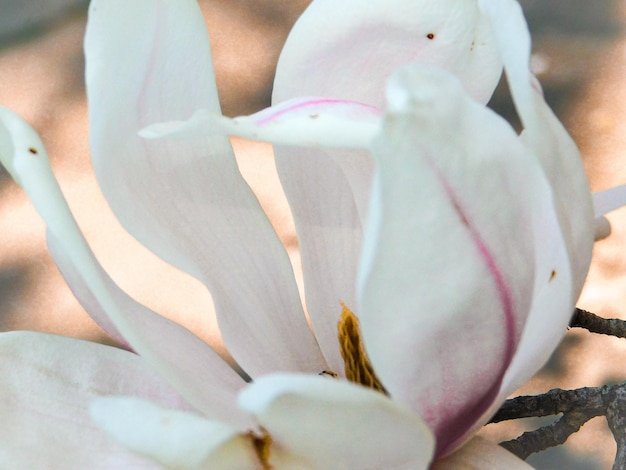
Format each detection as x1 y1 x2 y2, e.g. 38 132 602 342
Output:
0 105 251 426
478 0 594 296
275 0 502 106
475 0 594 408
91 397 260 469
239 374 435 469
0 331 189 469
0 0 603 467
357 64 569 455
85 0 325 377
46 230 250 426
140 97 382 150
271 0 505 372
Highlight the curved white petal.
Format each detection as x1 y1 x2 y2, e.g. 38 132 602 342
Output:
91 397 259 470
85 0 325 376
271 0 504 370
432 436 533 469
0 331 188 469
457 0 595 444
275 0 502 107
240 374 435 469
141 98 382 149
0 106 251 426
478 0 594 298
46 230 251 427
358 65 569 455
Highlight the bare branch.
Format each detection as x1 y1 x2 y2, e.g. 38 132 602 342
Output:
570 308 626 338
490 385 609 423
499 410 597 460
606 387 626 470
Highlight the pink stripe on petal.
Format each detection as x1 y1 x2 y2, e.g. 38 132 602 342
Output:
255 98 381 126
434 171 517 456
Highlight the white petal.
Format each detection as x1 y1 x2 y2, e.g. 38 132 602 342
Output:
141 97 381 149
85 0 325 376
0 331 188 469
0 106 250 426
358 65 570 455
271 0 504 370
91 397 259 470
240 374 435 469
46 230 251 427
478 0 594 298
462 0 594 441
275 0 502 107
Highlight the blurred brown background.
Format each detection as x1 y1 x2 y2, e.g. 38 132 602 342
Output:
0 0 625 468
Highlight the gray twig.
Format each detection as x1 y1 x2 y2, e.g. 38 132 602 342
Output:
489 308 626 464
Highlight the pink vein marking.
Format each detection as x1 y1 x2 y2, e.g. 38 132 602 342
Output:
434 172 518 457
255 98 381 126
441 179 517 365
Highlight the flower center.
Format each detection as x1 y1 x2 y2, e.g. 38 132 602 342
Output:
337 303 387 394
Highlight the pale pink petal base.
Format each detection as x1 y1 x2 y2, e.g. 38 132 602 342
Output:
0 105 249 426
0 331 189 469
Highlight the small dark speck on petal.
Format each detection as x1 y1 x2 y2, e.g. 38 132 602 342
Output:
28 147 38 155
427 33 435 40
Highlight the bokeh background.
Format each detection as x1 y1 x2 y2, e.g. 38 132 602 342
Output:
0 0 625 468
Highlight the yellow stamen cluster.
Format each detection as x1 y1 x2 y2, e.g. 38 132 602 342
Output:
337 303 387 394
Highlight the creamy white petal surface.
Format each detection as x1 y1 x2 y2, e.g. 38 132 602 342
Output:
85 0 325 377
91 397 260 470
0 0 608 467
0 105 251 426
0 332 189 469
271 0 505 376
474 0 594 422
358 64 569 454
240 374 435 469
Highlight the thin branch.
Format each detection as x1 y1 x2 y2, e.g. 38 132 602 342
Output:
606 387 626 470
491 380 626 461
570 308 626 338
499 410 597 460
488 310 626 464
490 385 609 423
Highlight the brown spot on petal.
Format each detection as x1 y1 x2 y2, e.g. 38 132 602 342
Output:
28 147 38 155
427 33 435 40
550 270 557 282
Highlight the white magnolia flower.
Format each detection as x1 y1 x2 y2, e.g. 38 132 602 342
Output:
0 0 622 468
